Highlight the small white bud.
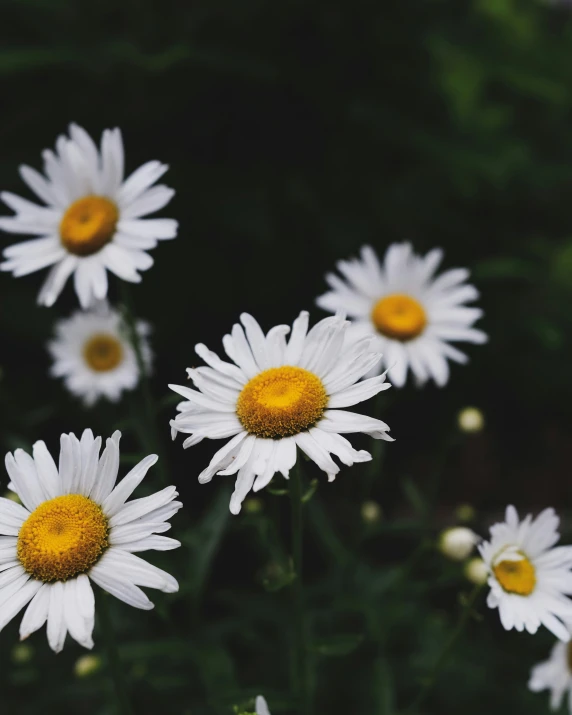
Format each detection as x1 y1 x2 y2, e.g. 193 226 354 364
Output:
457 407 485 433
464 557 488 585
438 526 478 561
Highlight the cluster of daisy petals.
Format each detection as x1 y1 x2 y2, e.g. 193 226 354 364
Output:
0 122 568 714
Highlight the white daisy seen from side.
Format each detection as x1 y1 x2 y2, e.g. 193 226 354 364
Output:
0 430 181 652
48 302 151 407
169 311 393 515
479 505 572 641
529 637 572 712
316 243 487 387
0 123 178 308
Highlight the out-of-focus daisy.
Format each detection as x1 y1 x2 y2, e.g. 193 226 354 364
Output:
529 638 572 712
0 430 181 652
316 243 487 387
0 123 177 308
48 302 151 407
169 311 393 515
479 506 572 641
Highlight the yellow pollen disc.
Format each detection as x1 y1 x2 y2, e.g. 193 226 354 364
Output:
371 293 427 341
83 333 124 372
60 195 118 256
17 494 108 582
236 366 328 439
493 555 536 596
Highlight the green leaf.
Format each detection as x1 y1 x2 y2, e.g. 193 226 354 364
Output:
301 478 318 503
186 485 232 600
401 477 425 515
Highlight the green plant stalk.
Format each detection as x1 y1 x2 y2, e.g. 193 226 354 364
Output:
119 283 168 486
405 583 483 713
98 594 134 715
289 462 311 715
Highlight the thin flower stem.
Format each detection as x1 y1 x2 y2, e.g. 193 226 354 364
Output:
98 594 134 715
289 462 311 715
119 283 168 486
404 583 483 713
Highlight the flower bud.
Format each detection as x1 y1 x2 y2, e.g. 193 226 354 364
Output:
455 503 476 523
464 557 488 585
244 497 263 514
361 500 382 524
74 654 102 678
438 526 478 561
12 643 33 664
457 407 485 433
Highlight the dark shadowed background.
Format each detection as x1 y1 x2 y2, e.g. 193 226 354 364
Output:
1 1 572 713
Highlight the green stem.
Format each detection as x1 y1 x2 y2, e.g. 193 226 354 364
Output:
289 463 311 715
98 594 134 715
119 284 168 486
404 583 483 713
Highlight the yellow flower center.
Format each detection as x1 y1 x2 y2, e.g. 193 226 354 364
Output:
60 196 118 256
17 494 108 582
371 293 427 341
236 366 328 439
493 555 536 596
83 334 124 372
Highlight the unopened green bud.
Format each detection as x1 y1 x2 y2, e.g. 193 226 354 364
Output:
74 654 101 678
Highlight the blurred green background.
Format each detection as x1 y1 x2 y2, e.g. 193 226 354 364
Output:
1 0 572 712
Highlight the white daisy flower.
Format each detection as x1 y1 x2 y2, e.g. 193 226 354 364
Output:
316 243 487 387
479 505 572 641
48 302 151 407
169 311 393 515
0 123 177 308
529 637 572 712
0 430 181 652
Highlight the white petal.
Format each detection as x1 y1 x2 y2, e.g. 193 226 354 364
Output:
294 431 339 482
32 440 60 499
0 497 29 534
328 373 391 408
37 255 79 307
47 581 67 653
0 577 41 633
90 433 121 503
119 535 181 552
109 486 178 527
99 549 178 592
63 579 93 649
255 696 271 715
89 563 154 610
19 583 50 640
102 454 158 517
319 409 393 440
